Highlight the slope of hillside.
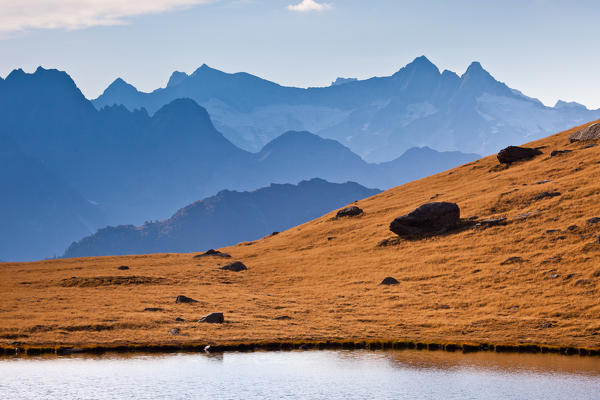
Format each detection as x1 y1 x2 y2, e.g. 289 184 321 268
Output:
1 123 599 351
63 179 381 258
93 57 600 161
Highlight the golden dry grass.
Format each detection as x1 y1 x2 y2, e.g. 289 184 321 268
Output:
1 122 600 351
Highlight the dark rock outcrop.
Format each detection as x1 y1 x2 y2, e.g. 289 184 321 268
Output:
587 217 600 225
501 257 524 265
336 206 363 218
175 295 198 304
144 307 163 312
199 312 224 323
475 217 507 228
550 150 572 157
117 265 129 270
380 277 400 285
497 146 542 164
569 123 600 142
220 261 247 272
389 202 460 237
194 249 231 258
534 192 561 201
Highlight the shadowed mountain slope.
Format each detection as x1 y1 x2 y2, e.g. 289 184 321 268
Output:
0 136 105 261
94 56 600 161
63 179 381 257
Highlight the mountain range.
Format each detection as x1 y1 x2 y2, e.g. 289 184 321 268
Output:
94 56 600 162
64 178 380 258
0 67 478 261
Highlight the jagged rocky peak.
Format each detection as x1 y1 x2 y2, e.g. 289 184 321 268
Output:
331 77 358 86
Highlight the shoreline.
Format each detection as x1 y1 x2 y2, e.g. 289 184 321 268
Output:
2 339 600 358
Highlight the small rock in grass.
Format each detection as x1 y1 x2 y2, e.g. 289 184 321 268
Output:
587 217 600 225
175 317 185 322
220 261 248 272
194 249 232 259
550 150 572 157
566 225 578 231
534 191 561 201
336 206 364 218
199 312 224 323
169 328 181 336
475 217 507 228
501 257 524 265
536 180 551 184
380 277 400 285
144 307 163 312
273 315 292 320
175 295 198 304
117 265 129 270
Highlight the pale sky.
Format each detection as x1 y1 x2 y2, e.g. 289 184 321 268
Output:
1 0 600 108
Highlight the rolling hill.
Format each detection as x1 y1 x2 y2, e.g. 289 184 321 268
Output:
1 121 598 351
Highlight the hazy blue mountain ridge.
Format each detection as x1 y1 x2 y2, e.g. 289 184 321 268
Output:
0 66 479 261
63 179 381 258
94 56 600 161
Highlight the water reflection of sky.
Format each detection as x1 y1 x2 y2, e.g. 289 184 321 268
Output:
1 350 599 399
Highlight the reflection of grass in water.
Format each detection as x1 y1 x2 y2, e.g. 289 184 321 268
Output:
1 121 600 358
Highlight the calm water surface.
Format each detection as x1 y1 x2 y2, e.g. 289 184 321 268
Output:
1 350 600 399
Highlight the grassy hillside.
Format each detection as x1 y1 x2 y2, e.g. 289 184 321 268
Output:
1 121 599 352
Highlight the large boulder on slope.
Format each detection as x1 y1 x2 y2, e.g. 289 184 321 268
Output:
199 312 224 323
220 261 248 272
497 146 542 164
389 202 460 237
336 206 363 218
569 123 600 142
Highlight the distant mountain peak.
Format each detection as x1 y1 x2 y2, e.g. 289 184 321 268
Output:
555 100 588 110
97 77 140 103
393 55 440 82
459 61 506 94
166 71 189 88
4 66 89 105
398 55 439 73
192 63 218 75
152 98 217 133
462 61 492 79
331 77 358 86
